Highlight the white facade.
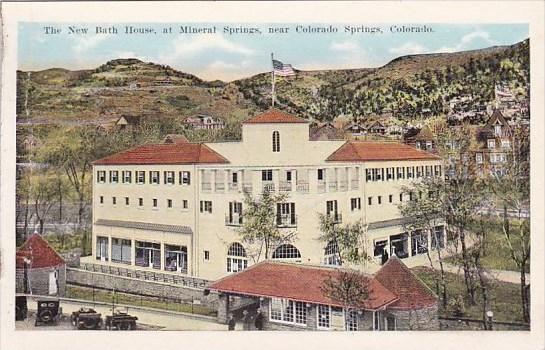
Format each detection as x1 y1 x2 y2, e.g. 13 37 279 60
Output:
92 111 445 281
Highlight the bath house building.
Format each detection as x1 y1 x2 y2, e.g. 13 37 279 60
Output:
90 109 445 281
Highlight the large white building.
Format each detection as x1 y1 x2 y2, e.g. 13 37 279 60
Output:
91 109 445 281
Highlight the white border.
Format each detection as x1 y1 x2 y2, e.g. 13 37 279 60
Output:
1 2 544 350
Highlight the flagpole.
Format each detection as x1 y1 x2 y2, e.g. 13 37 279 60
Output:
271 52 275 108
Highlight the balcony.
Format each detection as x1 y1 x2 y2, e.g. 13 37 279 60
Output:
317 181 326 193
215 182 225 192
328 182 338 192
277 214 297 228
279 181 292 192
242 183 253 194
228 183 239 192
296 181 309 193
262 181 275 193
327 212 343 224
225 214 243 226
202 182 212 192
338 180 348 192
350 179 359 190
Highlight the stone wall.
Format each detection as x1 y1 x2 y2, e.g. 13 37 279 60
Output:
389 304 439 330
67 268 217 309
16 265 66 297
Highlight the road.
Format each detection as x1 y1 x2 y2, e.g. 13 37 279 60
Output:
23 297 226 331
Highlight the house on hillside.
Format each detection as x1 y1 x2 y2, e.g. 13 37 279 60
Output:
115 115 141 130
404 126 437 153
16 233 66 297
474 110 514 177
310 122 345 141
184 114 225 130
208 257 439 331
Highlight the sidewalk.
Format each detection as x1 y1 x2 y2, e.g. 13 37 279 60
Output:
441 262 529 285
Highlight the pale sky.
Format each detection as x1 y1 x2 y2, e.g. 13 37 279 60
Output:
19 23 528 81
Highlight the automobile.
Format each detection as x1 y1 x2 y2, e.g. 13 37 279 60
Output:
104 310 138 330
71 308 103 330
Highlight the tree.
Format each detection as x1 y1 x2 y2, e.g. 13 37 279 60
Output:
237 189 296 262
398 177 448 309
30 171 59 235
488 125 530 322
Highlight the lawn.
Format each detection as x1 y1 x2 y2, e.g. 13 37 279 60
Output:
445 217 529 273
65 285 217 317
412 266 525 324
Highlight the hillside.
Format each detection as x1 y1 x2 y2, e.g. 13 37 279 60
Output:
16 39 529 126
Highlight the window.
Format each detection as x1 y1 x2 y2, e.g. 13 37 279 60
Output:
368 197 372 205
318 305 331 329
495 124 502 136
407 166 414 178
425 166 432 178
138 198 144 207
432 226 445 249
324 241 341 266
231 172 238 184
399 193 403 202
374 239 388 257
109 171 119 183
366 169 372 182
204 251 210 261
99 196 104 204
501 140 510 148
373 311 380 331
200 200 212 213
318 169 325 181
378 196 382 204
272 244 301 259
180 171 191 185
386 167 394 180
262 169 273 181
434 165 442 176
386 315 396 331
95 236 109 261
135 241 160 269
346 310 358 331
152 198 158 208
476 153 483 164
326 200 338 219
376 168 384 181
167 199 172 208
389 195 393 203
182 200 188 210
269 298 307 326
396 167 405 180
137 171 145 184
416 166 423 178
272 131 280 152
97 171 106 183
350 197 361 211
125 197 129 206
112 197 117 205
226 242 248 273
111 238 131 264
164 171 175 185
487 139 496 149
122 171 132 183
276 203 296 226
150 171 160 184
165 245 188 273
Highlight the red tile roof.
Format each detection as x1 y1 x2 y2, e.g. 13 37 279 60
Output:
208 261 398 310
374 256 437 310
326 141 440 162
243 109 308 124
16 234 65 269
93 142 229 165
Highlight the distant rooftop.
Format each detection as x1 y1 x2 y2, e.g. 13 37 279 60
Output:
243 108 308 124
327 141 440 162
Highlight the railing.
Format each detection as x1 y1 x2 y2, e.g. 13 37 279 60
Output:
262 182 275 193
279 181 292 192
78 262 205 288
350 179 359 190
228 183 239 192
296 181 309 193
276 214 297 228
328 182 338 192
338 180 348 192
317 181 326 193
225 214 243 226
214 182 225 192
327 212 343 224
201 182 212 192
242 183 253 194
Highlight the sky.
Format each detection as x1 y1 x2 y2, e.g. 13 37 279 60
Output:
18 23 528 81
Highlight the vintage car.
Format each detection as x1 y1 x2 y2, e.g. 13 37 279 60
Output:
71 308 103 330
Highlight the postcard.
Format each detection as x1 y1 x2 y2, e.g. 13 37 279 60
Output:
1 1 544 350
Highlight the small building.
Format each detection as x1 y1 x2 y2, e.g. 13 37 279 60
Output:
404 126 436 153
115 115 141 130
474 109 513 177
184 114 225 130
310 123 345 141
208 257 439 331
16 233 66 297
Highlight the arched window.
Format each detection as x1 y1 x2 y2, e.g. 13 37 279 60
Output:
272 244 301 259
324 240 341 266
227 242 248 273
272 131 280 152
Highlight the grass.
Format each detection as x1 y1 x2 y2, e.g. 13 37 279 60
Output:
66 285 217 317
412 266 525 324
445 217 529 273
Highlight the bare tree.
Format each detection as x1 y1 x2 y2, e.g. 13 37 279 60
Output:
30 172 59 235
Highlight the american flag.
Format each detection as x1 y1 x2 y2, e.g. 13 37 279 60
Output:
273 59 295 77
